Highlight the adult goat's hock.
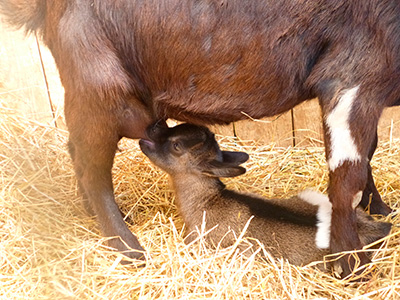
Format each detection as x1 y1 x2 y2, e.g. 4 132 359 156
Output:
1 0 398 276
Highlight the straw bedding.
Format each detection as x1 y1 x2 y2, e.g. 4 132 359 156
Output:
0 104 399 300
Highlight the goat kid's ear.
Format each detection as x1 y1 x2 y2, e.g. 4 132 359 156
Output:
201 160 247 178
146 119 169 139
221 151 249 165
154 119 169 128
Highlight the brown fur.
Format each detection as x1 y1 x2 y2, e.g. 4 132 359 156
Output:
1 0 397 274
140 123 392 267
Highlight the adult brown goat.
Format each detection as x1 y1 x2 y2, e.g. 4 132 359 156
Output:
1 0 398 277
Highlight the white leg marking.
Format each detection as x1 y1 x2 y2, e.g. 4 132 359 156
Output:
326 86 362 171
298 189 332 249
352 191 363 209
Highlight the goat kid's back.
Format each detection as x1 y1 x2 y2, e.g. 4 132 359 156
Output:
179 177 391 267
140 123 392 266
2 0 397 275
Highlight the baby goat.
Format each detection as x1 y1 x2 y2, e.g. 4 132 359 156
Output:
140 123 391 266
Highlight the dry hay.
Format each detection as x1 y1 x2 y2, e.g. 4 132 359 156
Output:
0 104 399 300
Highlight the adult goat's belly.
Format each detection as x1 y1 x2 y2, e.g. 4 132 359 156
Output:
151 74 309 125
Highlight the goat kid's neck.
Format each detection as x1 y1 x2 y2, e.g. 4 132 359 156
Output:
170 174 224 212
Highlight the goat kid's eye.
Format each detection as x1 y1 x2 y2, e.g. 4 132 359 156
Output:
172 142 181 152
170 142 182 154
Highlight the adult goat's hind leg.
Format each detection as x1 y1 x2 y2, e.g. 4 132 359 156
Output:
67 140 95 216
65 93 145 261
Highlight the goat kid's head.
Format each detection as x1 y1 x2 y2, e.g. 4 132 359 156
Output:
139 122 249 178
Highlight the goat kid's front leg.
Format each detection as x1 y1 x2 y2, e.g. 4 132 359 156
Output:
321 86 384 278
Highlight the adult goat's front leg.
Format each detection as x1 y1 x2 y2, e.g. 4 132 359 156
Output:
321 86 384 277
328 162 371 277
359 132 392 215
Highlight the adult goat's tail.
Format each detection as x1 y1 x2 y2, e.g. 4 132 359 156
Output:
0 0 45 34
